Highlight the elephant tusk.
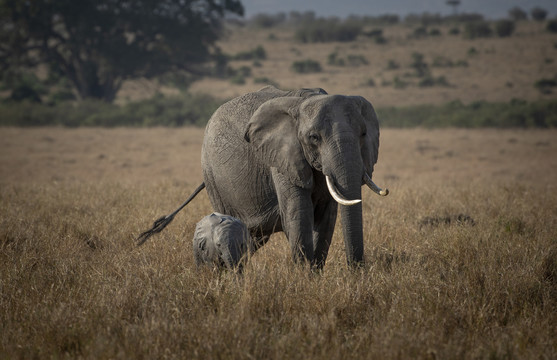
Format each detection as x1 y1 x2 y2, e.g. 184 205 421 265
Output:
326 176 362 206
364 173 389 196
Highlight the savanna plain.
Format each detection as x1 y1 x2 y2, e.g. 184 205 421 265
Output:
2 18 557 360
1 126 556 359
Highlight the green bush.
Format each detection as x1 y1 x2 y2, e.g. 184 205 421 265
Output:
294 19 361 43
463 21 492 39
377 99 557 128
362 78 376 87
412 27 428 38
534 78 557 94
418 75 450 87
495 20 515 37
449 27 460 35
363 28 383 37
0 93 222 127
327 52 345 66
531 7 548 21
328 53 368 67
233 45 267 61
229 75 246 85
393 76 409 89
347 55 369 66
291 59 322 73
411 52 430 77
508 7 528 21
547 20 557 34
386 60 400 70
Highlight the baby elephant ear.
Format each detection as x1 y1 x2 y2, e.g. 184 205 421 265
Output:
244 97 313 189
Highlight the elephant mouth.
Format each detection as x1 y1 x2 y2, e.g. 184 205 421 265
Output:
325 176 361 206
325 173 389 206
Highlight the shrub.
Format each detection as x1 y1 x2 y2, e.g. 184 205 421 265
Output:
463 21 492 39
346 55 369 66
327 52 345 66
291 59 322 73
362 78 375 87
1 72 47 103
393 76 409 89
534 78 557 94
449 27 460 35
233 45 266 61
410 52 430 77
418 75 450 87
158 71 197 92
294 19 362 43
374 35 387 44
495 20 515 37
229 75 246 85
9 85 42 103
412 26 428 38
432 56 453 67
0 93 222 127
377 99 557 128
467 47 479 56
47 89 77 105
363 28 383 37
508 7 528 21
386 60 400 70
429 28 442 36
547 20 557 34
249 13 286 28
531 7 548 21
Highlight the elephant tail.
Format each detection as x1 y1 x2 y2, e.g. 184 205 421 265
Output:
136 182 206 246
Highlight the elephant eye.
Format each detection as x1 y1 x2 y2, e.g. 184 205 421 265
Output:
361 131 367 137
309 133 320 143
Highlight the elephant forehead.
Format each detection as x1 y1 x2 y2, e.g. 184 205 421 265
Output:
302 95 358 119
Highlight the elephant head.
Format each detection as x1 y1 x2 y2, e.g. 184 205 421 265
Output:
193 213 252 270
244 94 388 265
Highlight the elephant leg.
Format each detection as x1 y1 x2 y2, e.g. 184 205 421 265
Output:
312 200 338 269
272 170 314 263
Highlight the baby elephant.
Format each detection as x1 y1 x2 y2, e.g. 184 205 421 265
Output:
193 213 252 270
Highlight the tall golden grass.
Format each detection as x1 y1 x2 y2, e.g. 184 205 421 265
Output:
1 127 556 358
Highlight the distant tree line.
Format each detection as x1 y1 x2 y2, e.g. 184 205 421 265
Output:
242 7 556 44
245 6 553 29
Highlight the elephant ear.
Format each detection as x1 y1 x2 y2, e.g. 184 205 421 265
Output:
350 96 380 176
244 97 313 189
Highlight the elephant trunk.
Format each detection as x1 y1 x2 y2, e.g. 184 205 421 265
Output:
327 141 365 266
339 183 364 266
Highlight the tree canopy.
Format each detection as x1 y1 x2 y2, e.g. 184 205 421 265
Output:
0 0 244 102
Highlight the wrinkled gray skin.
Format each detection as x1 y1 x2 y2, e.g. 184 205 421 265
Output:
202 86 380 268
193 213 252 270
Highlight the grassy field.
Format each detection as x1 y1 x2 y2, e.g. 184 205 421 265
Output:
1 127 556 358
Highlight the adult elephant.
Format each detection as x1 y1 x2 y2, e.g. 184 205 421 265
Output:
138 86 388 268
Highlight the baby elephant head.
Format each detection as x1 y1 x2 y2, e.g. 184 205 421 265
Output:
193 213 252 270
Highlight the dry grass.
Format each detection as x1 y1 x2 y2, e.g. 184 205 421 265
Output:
1 127 556 358
180 22 557 107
